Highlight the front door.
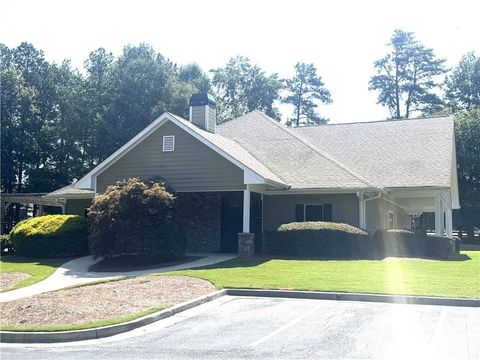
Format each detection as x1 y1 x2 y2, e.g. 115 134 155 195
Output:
220 192 243 253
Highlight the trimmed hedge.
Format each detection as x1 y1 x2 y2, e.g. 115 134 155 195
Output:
264 221 370 258
10 215 88 258
373 229 454 259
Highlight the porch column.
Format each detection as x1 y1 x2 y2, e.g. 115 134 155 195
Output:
434 195 444 237
445 207 453 238
357 192 365 228
243 189 250 233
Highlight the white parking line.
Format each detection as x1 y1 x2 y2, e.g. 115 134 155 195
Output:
426 307 448 360
248 304 322 347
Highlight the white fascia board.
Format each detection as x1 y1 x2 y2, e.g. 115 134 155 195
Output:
264 187 377 195
244 171 265 185
451 134 460 209
387 187 449 198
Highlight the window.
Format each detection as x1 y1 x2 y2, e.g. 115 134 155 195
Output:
387 211 395 229
295 204 332 222
163 135 175 152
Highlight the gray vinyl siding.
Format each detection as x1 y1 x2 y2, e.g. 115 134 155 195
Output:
365 198 383 233
65 199 92 216
96 120 244 193
191 106 206 129
365 198 410 232
263 194 359 231
383 200 410 229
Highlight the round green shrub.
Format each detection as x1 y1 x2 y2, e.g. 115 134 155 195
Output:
10 215 88 258
88 177 186 260
264 221 371 258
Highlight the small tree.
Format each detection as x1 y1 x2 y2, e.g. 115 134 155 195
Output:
88 178 186 259
282 62 332 126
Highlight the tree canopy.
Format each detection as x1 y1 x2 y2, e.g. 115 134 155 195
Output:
282 62 332 126
0 42 210 194
210 56 283 122
454 109 480 234
445 52 480 111
369 30 447 119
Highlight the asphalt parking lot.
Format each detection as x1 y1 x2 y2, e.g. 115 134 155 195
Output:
2 295 479 359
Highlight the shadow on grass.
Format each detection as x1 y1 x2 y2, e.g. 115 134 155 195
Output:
0 255 71 267
88 255 203 272
176 252 473 273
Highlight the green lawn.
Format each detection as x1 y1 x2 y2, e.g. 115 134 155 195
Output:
166 251 480 299
0 256 71 291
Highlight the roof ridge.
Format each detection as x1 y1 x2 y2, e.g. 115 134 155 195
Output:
254 111 384 192
291 115 454 127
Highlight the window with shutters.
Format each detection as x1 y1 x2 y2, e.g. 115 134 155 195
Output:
162 135 175 152
295 204 332 222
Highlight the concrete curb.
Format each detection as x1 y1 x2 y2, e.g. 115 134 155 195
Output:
225 289 480 307
0 289 227 344
2 288 478 344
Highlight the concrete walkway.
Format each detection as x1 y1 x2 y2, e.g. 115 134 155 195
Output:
0 253 236 303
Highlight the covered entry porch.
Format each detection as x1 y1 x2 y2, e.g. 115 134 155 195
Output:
390 189 456 237
176 187 263 254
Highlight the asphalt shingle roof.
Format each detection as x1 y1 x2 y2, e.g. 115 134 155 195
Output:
217 111 375 190
43 185 95 198
289 116 454 188
218 111 454 190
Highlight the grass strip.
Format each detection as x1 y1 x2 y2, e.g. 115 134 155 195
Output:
0 307 166 332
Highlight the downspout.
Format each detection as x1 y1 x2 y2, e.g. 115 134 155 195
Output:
357 191 382 230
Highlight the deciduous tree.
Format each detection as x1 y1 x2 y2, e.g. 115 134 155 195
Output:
445 52 480 111
211 56 282 122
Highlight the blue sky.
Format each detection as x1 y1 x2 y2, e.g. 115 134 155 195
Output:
2 0 479 123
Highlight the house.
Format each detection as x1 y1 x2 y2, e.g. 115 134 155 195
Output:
43 93 460 253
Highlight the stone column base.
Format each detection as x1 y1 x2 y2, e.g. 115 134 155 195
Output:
238 233 255 257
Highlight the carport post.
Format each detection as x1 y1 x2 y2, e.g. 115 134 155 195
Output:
238 188 254 257
434 195 444 237
445 207 453 238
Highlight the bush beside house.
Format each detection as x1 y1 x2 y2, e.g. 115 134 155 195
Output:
373 229 455 259
9 215 88 258
88 178 186 260
264 221 370 258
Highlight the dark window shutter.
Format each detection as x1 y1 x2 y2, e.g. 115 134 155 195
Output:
323 204 332 221
295 204 304 222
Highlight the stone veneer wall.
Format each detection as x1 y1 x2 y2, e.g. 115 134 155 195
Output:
175 192 221 253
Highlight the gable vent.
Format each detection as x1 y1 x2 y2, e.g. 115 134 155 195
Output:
163 135 175 152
